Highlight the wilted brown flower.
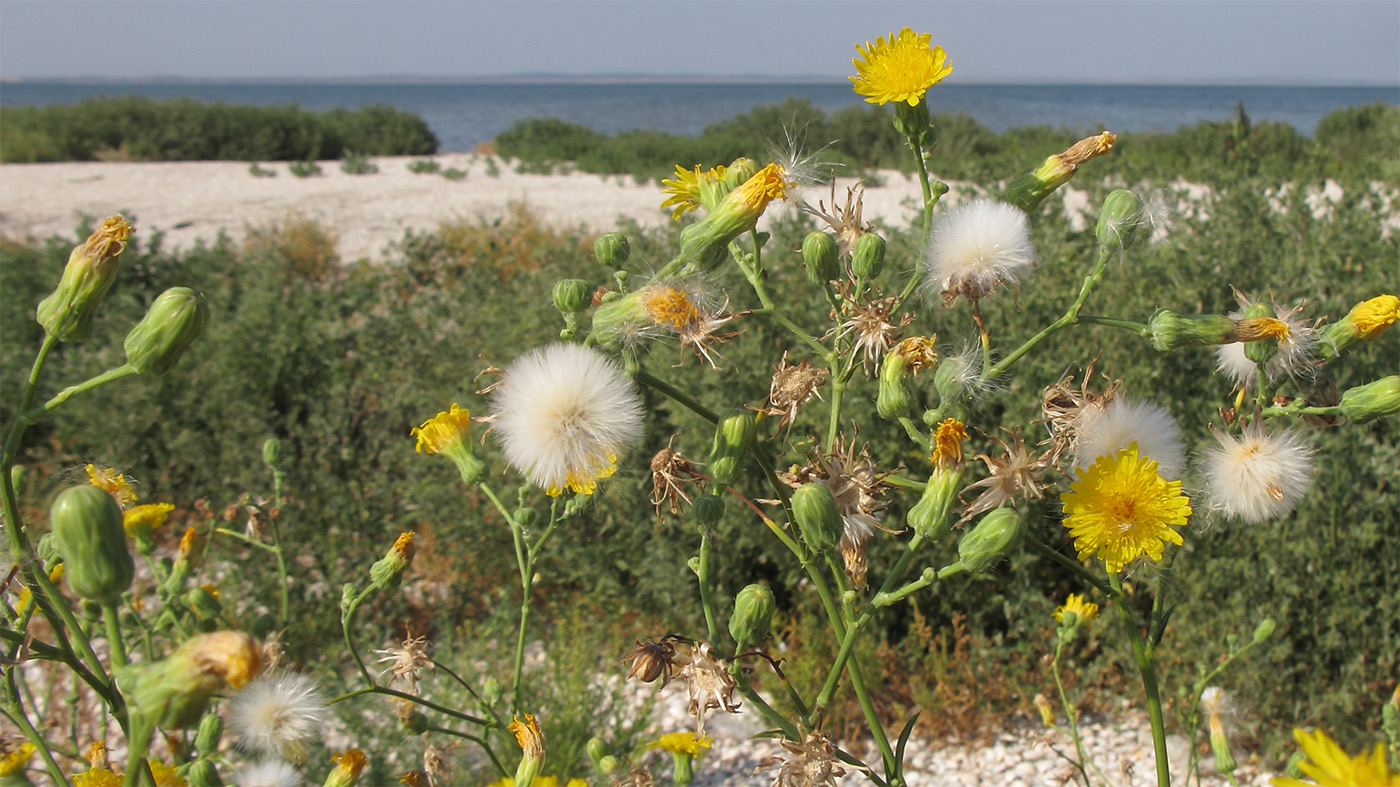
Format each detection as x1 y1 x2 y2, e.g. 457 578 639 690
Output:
832 284 914 371
961 428 1054 522
677 641 740 734
650 438 706 522
1039 362 1121 464
754 731 847 787
804 182 871 258
623 635 686 688
759 353 828 432
374 634 433 695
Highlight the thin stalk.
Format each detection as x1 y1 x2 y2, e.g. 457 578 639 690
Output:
985 246 1114 380
635 370 719 423
1051 638 1093 787
341 587 376 683
102 601 129 669
22 364 138 422
695 534 723 649
330 685 490 726
2 675 73 787
1076 315 1151 335
1110 574 1171 787
750 308 831 358
425 726 510 777
1023 534 1113 597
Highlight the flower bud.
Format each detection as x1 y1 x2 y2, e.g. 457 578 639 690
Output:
262 437 283 469
123 287 210 375
679 163 789 274
195 711 224 754
1251 617 1276 645
586 738 609 771
1209 716 1237 776
692 494 725 529
186 758 223 787
877 352 914 420
324 749 367 787
722 157 760 191
791 483 843 554
1318 293 1399 359
369 532 417 592
801 231 840 284
50 485 133 605
728 583 776 650
851 232 886 280
1147 309 1238 351
1339 375 1400 424
952 507 1021 574
594 232 631 268
36 216 133 342
119 631 262 730
1095 189 1145 251
1033 694 1055 728
398 704 429 735
1005 133 1116 214
906 467 962 542
552 278 591 314
707 409 755 487
509 714 545 787
514 505 539 528
1241 300 1277 366
184 586 224 628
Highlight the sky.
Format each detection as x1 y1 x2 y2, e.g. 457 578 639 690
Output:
0 0 1397 85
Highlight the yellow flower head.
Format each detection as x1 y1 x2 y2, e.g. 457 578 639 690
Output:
509 714 545 759
661 164 712 220
123 502 175 537
487 778 585 787
85 464 138 507
648 731 714 757
412 403 473 455
0 742 35 777
16 564 65 615
148 761 187 787
74 768 122 787
1061 444 1191 573
1053 593 1100 624
1349 293 1399 339
733 162 789 212
894 335 939 373
643 286 701 330
850 27 952 106
932 418 968 470
1271 727 1399 787
327 749 368 787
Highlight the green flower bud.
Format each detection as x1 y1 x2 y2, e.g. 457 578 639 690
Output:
1210 723 1237 775
892 100 931 141
876 349 919 421
679 163 789 275
36 531 62 566
1095 189 1145 251
186 758 224 787
369 532 416 592
552 278 591 314
594 232 631 268
851 232 886 280
1318 294 1399 360
400 707 429 735
36 216 133 342
1339 376 1400 423
802 231 840 285
119 631 262 730
262 437 283 469
586 738 609 771
907 467 963 542
9 464 27 501
195 711 224 753
251 612 278 640
1005 133 1116 214
1241 300 1277 366
482 677 503 705
184 586 224 626
729 583 777 651
514 505 539 528
953 508 1021 574
50 485 133 605
124 287 210 375
1251 617 1276 645
791 483 843 554
1147 309 1238 352
722 157 760 190
692 494 725 529
598 756 621 776
707 409 755 486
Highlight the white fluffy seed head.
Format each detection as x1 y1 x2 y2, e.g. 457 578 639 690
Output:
1214 342 1258 388
228 673 327 763
491 343 645 496
1073 397 1186 480
235 759 304 787
922 199 1035 306
1201 421 1314 523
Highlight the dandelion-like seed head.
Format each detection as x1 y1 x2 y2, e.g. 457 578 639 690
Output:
1060 444 1192 574
411 403 473 455
235 760 303 787
1201 421 1314 523
850 27 952 106
1053 593 1099 624
1271 728 1398 787
922 199 1035 307
1214 341 1258 388
491 343 644 497
229 672 328 763
1072 397 1186 481
648 731 713 757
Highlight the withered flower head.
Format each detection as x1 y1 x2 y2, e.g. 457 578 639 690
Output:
804 183 871 258
759 352 828 432
623 635 685 688
650 438 707 523
961 428 1054 522
611 767 657 787
832 284 914 371
1039 362 1121 464
676 297 746 370
892 335 939 374
677 641 740 734
780 437 896 588
754 731 847 787
374 634 434 695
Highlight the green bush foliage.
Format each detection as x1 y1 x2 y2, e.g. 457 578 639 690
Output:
0 96 438 162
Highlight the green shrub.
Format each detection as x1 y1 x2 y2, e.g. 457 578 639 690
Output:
407 158 441 174
288 159 323 178
339 149 378 175
247 161 277 178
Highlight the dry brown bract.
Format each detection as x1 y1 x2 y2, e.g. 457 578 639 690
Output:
754 731 847 787
374 634 433 695
780 437 896 588
676 297 747 369
832 283 914 372
1039 361 1121 464
649 439 706 523
678 641 741 734
804 183 871 258
961 428 1055 523
623 635 685 688
759 352 829 433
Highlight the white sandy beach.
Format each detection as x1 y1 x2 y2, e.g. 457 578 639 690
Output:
0 154 942 262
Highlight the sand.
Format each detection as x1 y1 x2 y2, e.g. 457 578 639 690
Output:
0 154 936 262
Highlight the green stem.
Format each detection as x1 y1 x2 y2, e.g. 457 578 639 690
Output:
985 246 1114 380
120 717 156 787
330 685 490 726
694 534 724 649
341 587 376 683
1023 534 1113 597
1051 638 1093 787
102 601 129 669
635 370 718 423
1110 574 1171 787
22 364 139 422
2 673 73 787
424 726 510 777
1076 315 1151 335
750 308 831 358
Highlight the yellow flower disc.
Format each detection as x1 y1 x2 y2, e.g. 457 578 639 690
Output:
1060 444 1191 573
412 403 473 454
1271 727 1400 786
850 27 953 106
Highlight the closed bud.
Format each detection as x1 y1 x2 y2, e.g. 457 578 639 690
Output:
707 409 755 486
37 531 62 566
1209 718 1237 776
552 278 591 314
1339 375 1400 423
851 232 886 280
124 287 210 375
791 483 843 554
877 352 914 420
1148 309 1237 351
1005 133 1116 214
10 464 28 500
483 677 503 705
722 157 760 190
119 631 262 730
907 467 962 542
184 586 224 625
594 232 631 268
953 508 1021 573
1241 301 1278 366
1095 189 1145 251
262 437 283 469
369 532 417 592
50 485 133 605
729 583 777 650
801 231 840 284
36 215 133 342
586 738 609 770
514 505 539 528
195 711 224 753
1251 617 1276 645
692 494 725 529
186 758 223 787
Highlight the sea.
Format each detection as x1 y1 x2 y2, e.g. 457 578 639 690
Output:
2 81 1396 153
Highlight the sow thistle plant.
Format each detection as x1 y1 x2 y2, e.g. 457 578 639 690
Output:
3 26 1399 787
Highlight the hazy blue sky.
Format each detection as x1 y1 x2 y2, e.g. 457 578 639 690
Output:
1 0 1397 84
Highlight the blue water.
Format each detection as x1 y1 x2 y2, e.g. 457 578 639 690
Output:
2 81 1395 152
